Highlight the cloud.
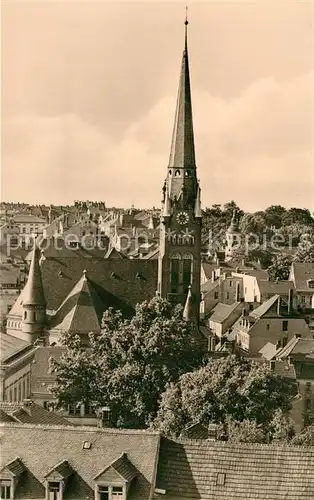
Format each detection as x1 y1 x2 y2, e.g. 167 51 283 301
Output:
2 71 314 212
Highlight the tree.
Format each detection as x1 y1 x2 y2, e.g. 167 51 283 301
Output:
50 297 206 428
267 254 292 281
282 208 314 227
153 355 297 438
294 232 314 263
291 426 314 446
264 205 286 229
239 213 267 235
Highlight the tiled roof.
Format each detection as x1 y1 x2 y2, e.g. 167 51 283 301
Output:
201 263 220 280
40 257 158 313
0 264 20 285
209 302 241 324
104 247 128 259
272 361 297 380
259 342 278 361
30 346 65 395
0 402 71 426
258 279 295 295
0 332 30 363
156 437 314 499
26 239 109 261
95 453 138 482
201 280 220 295
50 272 105 334
276 337 314 360
291 262 314 290
12 214 46 224
0 424 160 500
143 248 159 260
250 294 279 319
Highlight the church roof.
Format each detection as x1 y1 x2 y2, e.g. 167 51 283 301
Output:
50 271 105 334
40 257 158 315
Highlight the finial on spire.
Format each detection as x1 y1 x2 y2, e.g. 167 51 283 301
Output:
184 6 189 49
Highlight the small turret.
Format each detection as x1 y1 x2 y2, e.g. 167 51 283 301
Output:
194 186 202 218
183 285 193 321
22 244 46 342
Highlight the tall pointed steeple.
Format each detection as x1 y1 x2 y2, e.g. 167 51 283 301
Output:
168 15 196 173
167 13 198 203
158 15 202 323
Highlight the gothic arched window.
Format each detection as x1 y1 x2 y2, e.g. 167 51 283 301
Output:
174 169 181 177
182 253 193 293
170 252 181 293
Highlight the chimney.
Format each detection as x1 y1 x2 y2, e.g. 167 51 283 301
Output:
270 360 276 370
97 406 111 428
211 271 215 283
207 423 218 441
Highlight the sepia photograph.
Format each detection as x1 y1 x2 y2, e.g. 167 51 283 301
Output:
1 1 314 499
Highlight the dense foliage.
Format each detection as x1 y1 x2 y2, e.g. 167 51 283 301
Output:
50 297 206 428
152 355 297 441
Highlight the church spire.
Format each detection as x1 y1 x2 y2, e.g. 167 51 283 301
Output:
22 243 46 341
23 245 46 307
168 13 196 177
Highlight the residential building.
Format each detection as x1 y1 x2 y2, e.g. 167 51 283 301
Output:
233 295 311 356
289 262 314 310
1 423 314 499
0 332 35 402
209 302 243 339
266 336 314 432
0 400 72 426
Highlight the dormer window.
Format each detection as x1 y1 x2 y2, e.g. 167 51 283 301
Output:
0 481 11 500
94 454 137 500
47 481 61 500
97 485 124 500
307 279 314 289
0 458 25 499
44 460 73 500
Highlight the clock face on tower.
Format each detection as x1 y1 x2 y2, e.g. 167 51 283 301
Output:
176 211 190 225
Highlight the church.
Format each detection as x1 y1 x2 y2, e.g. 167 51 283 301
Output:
6 18 203 345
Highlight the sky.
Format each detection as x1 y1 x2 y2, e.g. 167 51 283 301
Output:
2 1 314 212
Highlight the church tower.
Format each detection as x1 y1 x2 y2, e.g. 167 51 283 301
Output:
157 17 202 321
22 244 47 342
225 210 241 261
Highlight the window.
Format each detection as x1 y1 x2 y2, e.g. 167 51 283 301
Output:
112 487 123 499
182 253 193 293
301 295 306 304
170 253 181 294
229 280 233 287
307 280 314 289
97 486 124 500
0 482 11 500
266 324 270 330
98 486 109 500
226 292 229 300
282 320 288 331
68 403 81 416
174 169 181 176
282 337 288 347
47 481 60 500
216 473 226 486
214 292 219 300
